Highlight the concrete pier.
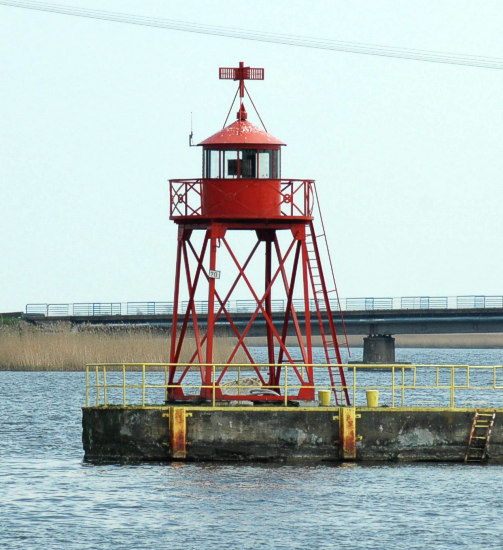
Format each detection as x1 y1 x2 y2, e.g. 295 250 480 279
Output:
363 334 395 363
82 406 503 464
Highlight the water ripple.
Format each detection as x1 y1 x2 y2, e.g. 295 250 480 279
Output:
1 350 503 549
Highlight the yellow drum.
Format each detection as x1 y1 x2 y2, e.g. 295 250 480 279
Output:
318 390 331 406
366 390 379 407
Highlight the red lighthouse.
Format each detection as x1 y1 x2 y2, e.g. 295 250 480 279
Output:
168 62 350 405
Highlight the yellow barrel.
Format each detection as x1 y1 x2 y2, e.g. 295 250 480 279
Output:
366 390 379 407
318 390 331 406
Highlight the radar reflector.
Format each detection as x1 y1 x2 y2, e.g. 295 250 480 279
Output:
219 62 264 97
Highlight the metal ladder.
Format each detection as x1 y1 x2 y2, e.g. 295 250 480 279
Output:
305 227 341 362
304 185 351 405
464 410 497 463
308 185 350 355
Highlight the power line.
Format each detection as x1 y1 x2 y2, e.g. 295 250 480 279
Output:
2 0 503 70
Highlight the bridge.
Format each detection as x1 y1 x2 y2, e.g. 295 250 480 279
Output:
23 295 503 334
22 295 503 362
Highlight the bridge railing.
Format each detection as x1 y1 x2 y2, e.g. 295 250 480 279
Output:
345 297 394 310
72 303 122 316
26 294 503 317
456 295 503 309
85 363 503 410
126 302 174 315
400 296 449 309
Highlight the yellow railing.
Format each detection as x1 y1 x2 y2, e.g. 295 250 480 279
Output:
84 363 503 409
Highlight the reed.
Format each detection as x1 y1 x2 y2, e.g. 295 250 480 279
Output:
0 323 248 370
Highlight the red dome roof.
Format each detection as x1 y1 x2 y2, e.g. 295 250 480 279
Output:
198 119 285 147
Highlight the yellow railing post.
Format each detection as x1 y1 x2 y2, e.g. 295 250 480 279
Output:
212 365 216 407
353 365 356 406
103 366 108 406
164 364 168 400
85 366 89 407
142 364 146 407
401 366 405 406
237 365 241 396
122 364 126 406
391 366 395 408
95 365 100 406
284 365 288 406
450 366 455 408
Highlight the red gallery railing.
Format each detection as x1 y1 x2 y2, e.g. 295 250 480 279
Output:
169 179 314 219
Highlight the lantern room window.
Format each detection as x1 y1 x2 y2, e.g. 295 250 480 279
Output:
258 150 280 178
203 148 280 179
205 150 220 178
224 151 238 178
241 150 256 178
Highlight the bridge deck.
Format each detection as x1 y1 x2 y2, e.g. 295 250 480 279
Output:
22 307 503 335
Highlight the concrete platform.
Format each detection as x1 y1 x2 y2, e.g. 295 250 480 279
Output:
82 406 502 464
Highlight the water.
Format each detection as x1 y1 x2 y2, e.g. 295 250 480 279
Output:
1 348 503 549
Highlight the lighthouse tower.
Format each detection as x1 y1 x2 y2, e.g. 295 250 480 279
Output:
168 62 350 405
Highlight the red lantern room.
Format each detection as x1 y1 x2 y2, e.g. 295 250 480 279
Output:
167 62 350 406
199 103 286 219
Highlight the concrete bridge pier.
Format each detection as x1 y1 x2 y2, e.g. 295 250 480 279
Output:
363 334 395 363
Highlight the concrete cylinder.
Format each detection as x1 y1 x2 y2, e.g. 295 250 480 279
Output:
363 334 395 363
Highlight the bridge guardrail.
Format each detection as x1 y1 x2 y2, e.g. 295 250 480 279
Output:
47 304 71 316
346 298 394 311
24 303 51 316
25 294 503 317
457 296 503 309
73 303 121 316
401 296 449 309
126 302 174 315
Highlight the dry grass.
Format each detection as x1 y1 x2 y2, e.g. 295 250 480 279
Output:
2 318 501 370
0 323 249 370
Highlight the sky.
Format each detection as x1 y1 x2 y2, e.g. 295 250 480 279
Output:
1 0 502 313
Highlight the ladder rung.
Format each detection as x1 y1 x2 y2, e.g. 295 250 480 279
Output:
472 436 487 440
